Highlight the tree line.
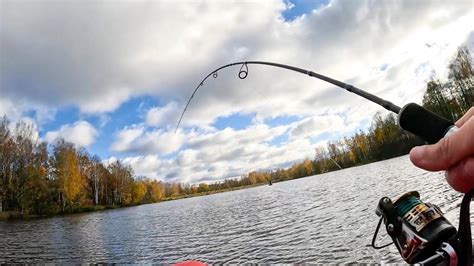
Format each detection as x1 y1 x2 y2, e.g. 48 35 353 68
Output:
0 117 272 216
1 47 472 217
0 122 169 215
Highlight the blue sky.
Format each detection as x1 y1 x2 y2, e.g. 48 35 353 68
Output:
282 0 330 21
1 0 473 183
35 95 160 158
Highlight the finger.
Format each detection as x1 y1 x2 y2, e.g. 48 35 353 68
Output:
455 106 474 127
409 117 474 171
445 157 474 193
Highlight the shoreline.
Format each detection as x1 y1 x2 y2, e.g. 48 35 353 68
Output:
0 155 412 221
0 183 264 221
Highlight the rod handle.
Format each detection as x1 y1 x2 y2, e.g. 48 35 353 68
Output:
398 103 457 144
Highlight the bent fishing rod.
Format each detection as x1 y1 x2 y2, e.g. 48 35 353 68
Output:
176 61 457 144
178 61 472 265
175 61 474 266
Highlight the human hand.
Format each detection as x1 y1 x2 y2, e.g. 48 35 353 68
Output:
409 107 474 193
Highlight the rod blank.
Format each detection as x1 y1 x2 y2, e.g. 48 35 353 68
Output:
176 61 401 132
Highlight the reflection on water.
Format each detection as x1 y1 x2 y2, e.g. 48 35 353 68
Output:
0 155 469 263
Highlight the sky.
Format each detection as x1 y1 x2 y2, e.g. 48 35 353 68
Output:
1 0 473 184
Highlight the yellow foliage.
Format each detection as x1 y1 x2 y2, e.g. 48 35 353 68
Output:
150 181 165 202
57 149 87 208
132 181 147 204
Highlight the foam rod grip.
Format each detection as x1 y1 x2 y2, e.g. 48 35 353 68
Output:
398 103 454 144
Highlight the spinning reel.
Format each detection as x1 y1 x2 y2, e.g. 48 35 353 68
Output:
371 190 473 265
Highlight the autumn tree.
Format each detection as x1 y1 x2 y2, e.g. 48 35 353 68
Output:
132 180 147 204
148 180 165 202
0 116 14 211
18 141 50 214
448 46 474 113
107 160 134 205
89 156 102 205
50 139 87 211
197 183 209 193
423 46 473 120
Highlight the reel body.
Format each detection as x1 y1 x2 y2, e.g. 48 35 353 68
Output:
371 190 473 265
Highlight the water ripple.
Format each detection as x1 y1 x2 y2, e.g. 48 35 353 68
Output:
0 156 465 264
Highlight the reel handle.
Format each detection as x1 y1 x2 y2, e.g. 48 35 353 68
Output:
398 103 458 144
455 189 473 266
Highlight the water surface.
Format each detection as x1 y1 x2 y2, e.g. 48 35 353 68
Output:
0 156 469 263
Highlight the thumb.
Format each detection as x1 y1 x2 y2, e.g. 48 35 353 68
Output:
409 139 452 171
409 117 474 171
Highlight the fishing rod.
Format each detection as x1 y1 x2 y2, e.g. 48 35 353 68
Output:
177 61 471 265
176 61 457 145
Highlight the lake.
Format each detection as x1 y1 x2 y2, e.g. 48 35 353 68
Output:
0 155 468 263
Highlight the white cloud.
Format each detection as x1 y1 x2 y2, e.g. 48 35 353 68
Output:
145 102 180 128
0 98 23 121
109 122 320 183
2 0 468 119
110 125 145 152
0 97 56 127
45 121 98 147
117 133 316 184
122 155 163 178
1 1 472 126
289 115 346 139
0 1 287 114
2 0 473 183
110 125 185 155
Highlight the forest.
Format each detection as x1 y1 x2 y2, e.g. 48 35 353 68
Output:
0 47 472 218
